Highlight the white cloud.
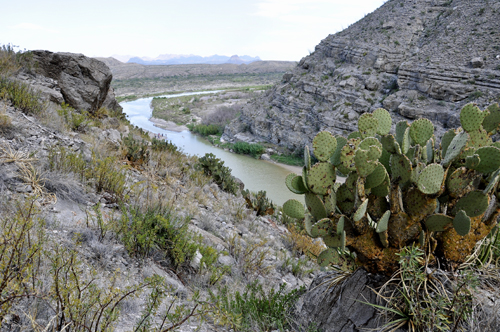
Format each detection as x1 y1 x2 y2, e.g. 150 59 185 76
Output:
10 23 59 33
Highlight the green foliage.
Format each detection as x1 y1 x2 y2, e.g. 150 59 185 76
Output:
48 146 127 200
367 246 477 331
242 189 275 216
232 141 265 157
198 153 239 195
57 102 89 131
187 123 223 136
0 77 44 114
0 44 35 76
115 205 197 268
282 104 500 275
209 281 305 332
122 132 150 165
151 137 179 153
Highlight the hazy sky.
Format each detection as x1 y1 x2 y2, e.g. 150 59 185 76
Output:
1 0 385 61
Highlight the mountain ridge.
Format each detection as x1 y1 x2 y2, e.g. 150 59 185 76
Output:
224 0 500 151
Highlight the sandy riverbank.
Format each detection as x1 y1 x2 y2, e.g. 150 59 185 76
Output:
149 117 188 132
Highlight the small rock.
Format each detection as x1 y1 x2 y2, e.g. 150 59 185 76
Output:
260 153 271 161
471 57 484 68
190 250 203 270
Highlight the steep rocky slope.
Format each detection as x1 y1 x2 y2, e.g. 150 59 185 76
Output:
225 0 500 151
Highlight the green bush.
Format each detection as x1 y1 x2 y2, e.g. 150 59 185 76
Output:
232 141 265 157
151 137 178 153
122 132 150 165
209 281 305 331
115 206 197 268
198 153 239 195
57 102 89 131
187 123 223 136
242 190 275 216
0 77 44 114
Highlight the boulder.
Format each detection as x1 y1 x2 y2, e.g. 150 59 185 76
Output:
471 57 484 68
294 269 390 331
31 50 113 114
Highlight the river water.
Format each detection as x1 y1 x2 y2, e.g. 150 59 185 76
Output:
120 91 302 206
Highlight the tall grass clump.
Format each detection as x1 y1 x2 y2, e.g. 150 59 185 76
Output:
187 123 223 136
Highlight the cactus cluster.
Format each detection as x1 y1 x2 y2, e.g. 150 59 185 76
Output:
282 104 500 274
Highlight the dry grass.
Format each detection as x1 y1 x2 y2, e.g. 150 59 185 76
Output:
0 141 37 164
283 225 325 260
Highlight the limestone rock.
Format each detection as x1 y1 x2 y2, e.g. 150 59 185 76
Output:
471 57 484 68
31 50 114 114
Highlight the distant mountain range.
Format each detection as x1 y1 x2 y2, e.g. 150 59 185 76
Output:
118 54 261 66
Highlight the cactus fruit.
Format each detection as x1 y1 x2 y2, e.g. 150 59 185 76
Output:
282 104 500 274
313 131 337 162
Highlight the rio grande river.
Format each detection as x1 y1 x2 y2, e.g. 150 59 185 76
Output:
120 91 302 206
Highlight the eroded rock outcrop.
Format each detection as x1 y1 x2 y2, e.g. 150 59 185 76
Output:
225 0 500 151
28 50 121 113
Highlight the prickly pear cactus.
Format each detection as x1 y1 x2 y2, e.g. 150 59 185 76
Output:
282 104 500 275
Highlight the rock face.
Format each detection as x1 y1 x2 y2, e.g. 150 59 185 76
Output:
225 0 500 151
30 50 119 113
294 269 390 332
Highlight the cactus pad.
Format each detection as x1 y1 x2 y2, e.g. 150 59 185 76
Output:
460 103 488 132
443 131 469 166
359 137 383 151
307 162 336 195
401 127 411 154
447 167 477 198
395 120 410 146
454 190 489 217
305 192 327 220
323 234 343 248
410 118 434 146
376 210 391 233
390 154 412 185
465 154 481 169
371 174 390 197
354 199 369 222
285 173 308 194
426 138 434 163
283 199 305 219
302 166 310 191
340 138 361 172
381 134 399 154
441 129 456 159
304 213 313 236
337 216 345 235
325 190 337 215
348 131 362 139
468 128 492 149
304 145 311 170
313 131 337 162
355 147 382 177
453 210 471 236
317 248 338 267
474 146 500 173
425 214 453 232
337 184 355 215
358 113 379 139
331 136 347 166
372 108 392 135
483 103 500 133
310 218 333 238
417 164 445 194
404 187 438 219
365 163 388 189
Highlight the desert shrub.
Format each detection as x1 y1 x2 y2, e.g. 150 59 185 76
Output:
151 137 178 153
121 132 150 165
188 123 223 136
115 206 197 268
57 102 89 131
209 281 305 332
0 111 12 131
0 77 44 114
242 189 275 216
198 153 238 195
202 105 239 127
48 146 127 200
232 141 264 157
0 44 35 76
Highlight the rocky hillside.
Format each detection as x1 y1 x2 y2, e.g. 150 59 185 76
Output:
225 0 500 151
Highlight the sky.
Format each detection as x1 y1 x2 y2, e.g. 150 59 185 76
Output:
1 0 386 62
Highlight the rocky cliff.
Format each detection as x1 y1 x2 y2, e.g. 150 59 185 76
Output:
15 51 121 114
225 0 500 151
